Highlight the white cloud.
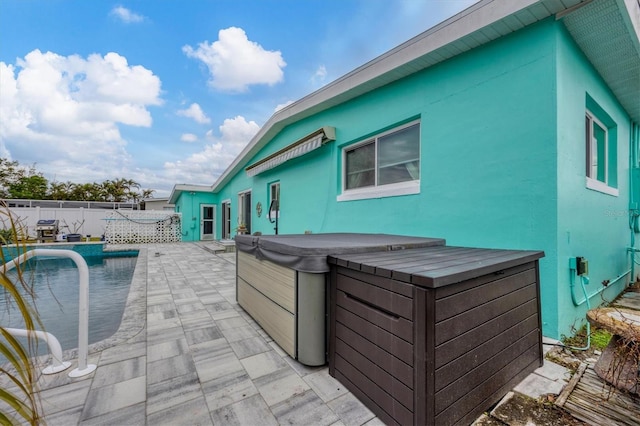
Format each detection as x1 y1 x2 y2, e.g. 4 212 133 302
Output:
110 6 145 24
311 65 327 86
181 133 198 143
183 27 286 92
176 103 210 124
0 49 162 182
163 115 259 184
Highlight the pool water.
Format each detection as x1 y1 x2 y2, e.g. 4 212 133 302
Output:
0 254 137 356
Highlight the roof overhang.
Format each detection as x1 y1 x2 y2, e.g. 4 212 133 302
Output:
210 0 639 193
168 184 212 204
560 0 640 123
245 126 336 177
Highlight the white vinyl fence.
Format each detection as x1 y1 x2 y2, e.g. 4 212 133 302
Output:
6 207 182 244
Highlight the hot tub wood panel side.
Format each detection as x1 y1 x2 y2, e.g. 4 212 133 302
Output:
237 277 295 357
431 264 542 426
237 251 295 312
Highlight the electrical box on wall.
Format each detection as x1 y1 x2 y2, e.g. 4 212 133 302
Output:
576 256 589 276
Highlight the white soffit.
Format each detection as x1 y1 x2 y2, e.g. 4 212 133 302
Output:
562 0 640 122
245 127 336 177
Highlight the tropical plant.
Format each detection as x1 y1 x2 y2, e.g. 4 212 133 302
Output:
0 203 45 425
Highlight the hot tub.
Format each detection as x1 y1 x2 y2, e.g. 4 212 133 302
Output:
235 233 445 366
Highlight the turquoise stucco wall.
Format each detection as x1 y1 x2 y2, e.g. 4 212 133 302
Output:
200 18 632 339
218 19 562 335
555 24 632 338
174 191 217 241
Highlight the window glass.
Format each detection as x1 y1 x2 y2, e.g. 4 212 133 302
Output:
377 124 420 185
345 142 375 189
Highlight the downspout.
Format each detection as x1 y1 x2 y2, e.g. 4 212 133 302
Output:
629 121 640 284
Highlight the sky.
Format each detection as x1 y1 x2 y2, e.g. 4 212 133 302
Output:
0 0 478 198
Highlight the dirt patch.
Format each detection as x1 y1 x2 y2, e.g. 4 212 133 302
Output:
487 392 586 426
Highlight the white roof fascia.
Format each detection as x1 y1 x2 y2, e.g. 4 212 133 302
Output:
168 184 213 204
621 0 640 54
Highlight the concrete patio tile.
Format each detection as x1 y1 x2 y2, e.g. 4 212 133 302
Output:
221 324 260 343
147 353 196 385
362 418 386 426
147 395 213 426
39 379 92 416
146 372 202 415
513 372 565 399
91 356 145 388
210 309 242 321
535 360 571 382
201 369 259 411
98 340 146 365
216 315 250 330
44 406 83 426
210 394 277 426
184 324 223 346
81 376 146 420
79 402 146 426
254 368 311 407
229 336 271 359
284 355 325 377
146 325 185 345
147 337 190 363
241 350 289 380
271 388 340 426
192 340 245 383
304 369 349 403
327 392 376 426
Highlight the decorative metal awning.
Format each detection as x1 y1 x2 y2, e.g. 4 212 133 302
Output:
245 126 336 177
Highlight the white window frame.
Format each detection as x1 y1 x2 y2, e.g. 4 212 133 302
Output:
585 110 618 196
221 199 231 240
338 120 420 202
238 189 252 232
269 181 280 219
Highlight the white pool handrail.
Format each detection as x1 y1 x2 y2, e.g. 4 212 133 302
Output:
2 248 97 377
3 327 71 374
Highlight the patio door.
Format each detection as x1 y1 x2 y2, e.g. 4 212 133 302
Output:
238 191 251 234
221 200 231 239
200 204 215 240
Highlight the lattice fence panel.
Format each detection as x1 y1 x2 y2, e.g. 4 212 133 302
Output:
104 211 182 244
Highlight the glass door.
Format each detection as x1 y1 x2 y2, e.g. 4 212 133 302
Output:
238 191 251 234
200 204 215 240
221 201 231 239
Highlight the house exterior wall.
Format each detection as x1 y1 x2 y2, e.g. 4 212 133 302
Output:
195 17 632 339
174 191 215 241
217 19 565 336
555 23 633 338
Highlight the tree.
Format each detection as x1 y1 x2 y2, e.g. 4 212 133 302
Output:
8 174 48 200
0 158 155 203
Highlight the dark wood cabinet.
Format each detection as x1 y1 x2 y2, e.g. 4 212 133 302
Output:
328 246 544 426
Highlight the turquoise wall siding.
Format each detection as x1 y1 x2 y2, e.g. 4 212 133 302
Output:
555 24 632 338
174 191 217 241
202 18 631 339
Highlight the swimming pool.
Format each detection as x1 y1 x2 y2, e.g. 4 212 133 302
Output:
0 253 138 356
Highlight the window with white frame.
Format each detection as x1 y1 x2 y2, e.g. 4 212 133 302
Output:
269 181 280 218
585 99 617 197
340 121 420 201
586 111 608 184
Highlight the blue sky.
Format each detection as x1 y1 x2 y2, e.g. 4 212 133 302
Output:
0 0 478 197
